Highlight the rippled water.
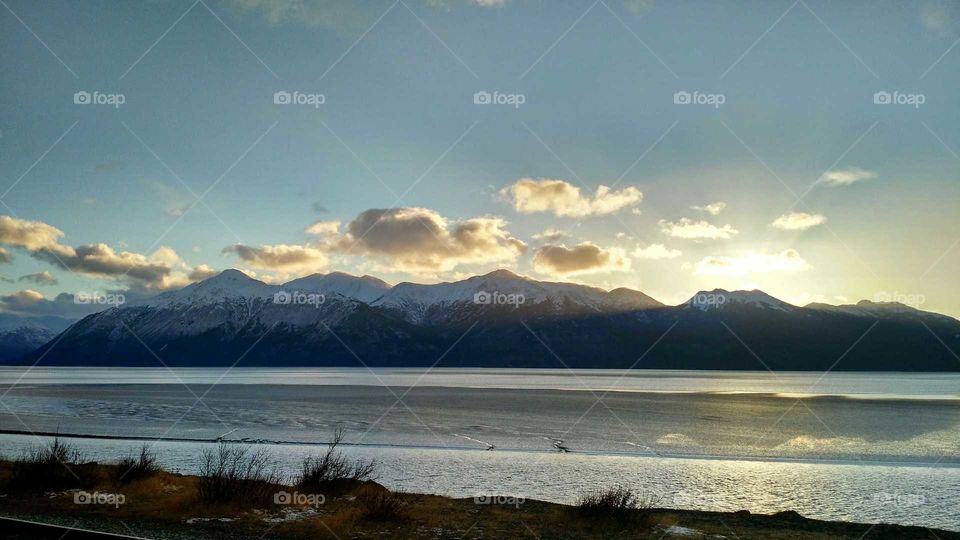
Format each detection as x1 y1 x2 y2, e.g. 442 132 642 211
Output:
1 368 958 530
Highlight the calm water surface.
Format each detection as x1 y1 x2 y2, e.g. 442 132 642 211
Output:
1 368 957 530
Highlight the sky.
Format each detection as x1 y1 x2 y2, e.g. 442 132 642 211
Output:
1 0 959 318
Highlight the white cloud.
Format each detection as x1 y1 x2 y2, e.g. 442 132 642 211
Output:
532 228 568 242
817 167 877 186
501 178 643 217
305 220 341 236
690 201 726 216
693 249 811 276
632 243 682 260
533 242 630 275
339 208 526 272
222 244 329 274
659 218 739 240
771 212 828 231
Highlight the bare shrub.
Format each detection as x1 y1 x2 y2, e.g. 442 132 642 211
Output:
295 428 376 490
9 437 93 492
197 443 281 505
575 486 659 519
116 444 160 483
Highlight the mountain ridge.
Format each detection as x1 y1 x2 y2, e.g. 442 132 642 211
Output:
11 269 960 370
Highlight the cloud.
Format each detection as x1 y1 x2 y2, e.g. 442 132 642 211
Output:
533 242 630 275
0 290 105 318
18 271 58 286
771 212 827 231
305 220 341 236
690 202 726 216
188 264 219 281
164 202 192 218
659 218 739 240
33 244 173 286
0 247 11 264
0 215 66 251
501 178 643 217
222 244 329 273
532 228 568 242
0 216 194 290
920 0 951 36
817 167 877 186
633 243 682 260
693 249 811 276
337 208 526 272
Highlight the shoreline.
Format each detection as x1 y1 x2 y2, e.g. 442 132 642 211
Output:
2 429 958 469
0 458 957 539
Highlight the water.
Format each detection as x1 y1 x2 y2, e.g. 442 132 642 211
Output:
1 368 958 530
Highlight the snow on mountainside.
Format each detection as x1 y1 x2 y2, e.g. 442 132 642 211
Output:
283 272 390 303
372 269 662 322
140 269 277 307
806 300 957 324
0 314 64 360
685 289 794 312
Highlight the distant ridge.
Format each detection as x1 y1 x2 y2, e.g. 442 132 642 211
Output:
13 269 960 371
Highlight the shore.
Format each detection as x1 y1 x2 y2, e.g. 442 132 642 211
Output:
0 458 956 540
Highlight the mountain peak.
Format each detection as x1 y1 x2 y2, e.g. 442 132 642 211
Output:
686 289 791 311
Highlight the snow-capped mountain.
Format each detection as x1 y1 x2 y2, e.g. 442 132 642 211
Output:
13 269 960 371
0 314 71 360
686 289 794 312
283 272 390 303
373 269 662 323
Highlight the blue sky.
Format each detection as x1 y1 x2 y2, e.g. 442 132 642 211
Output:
1 0 959 317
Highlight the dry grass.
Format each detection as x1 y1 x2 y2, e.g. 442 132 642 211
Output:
0 454 951 540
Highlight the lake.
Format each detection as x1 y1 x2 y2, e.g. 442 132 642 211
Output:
1 368 958 530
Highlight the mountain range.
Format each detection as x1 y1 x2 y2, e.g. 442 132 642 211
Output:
10 269 960 371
